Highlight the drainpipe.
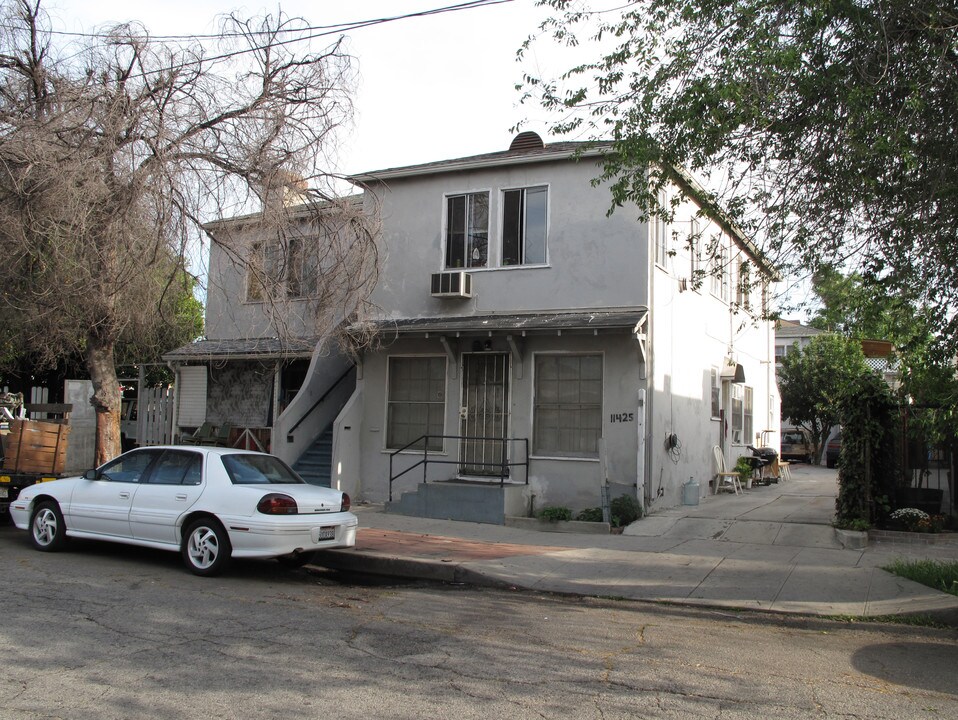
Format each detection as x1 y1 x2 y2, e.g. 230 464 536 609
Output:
167 361 180 444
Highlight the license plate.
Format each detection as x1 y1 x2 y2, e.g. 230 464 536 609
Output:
315 526 336 542
0 488 7 499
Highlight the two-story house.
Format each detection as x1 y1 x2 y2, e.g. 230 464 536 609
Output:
326 133 778 520
168 132 780 521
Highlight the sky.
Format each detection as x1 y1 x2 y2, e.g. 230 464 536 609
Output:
46 0 558 177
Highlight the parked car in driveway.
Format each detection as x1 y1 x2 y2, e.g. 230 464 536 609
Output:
9 446 358 576
825 432 842 469
780 427 814 463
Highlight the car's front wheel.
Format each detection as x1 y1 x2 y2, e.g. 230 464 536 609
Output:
30 501 67 552
181 517 231 576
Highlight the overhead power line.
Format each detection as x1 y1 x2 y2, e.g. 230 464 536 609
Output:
1 0 515 41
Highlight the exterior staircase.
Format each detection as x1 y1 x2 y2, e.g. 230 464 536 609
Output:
293 426 333 487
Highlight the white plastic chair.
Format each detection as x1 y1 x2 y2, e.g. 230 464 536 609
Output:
712 446 742 495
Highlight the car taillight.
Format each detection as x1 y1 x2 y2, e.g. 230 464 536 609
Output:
257 493 298 515
341 492 351 512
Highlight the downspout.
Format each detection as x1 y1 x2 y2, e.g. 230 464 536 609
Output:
641 219 655 510
167 361 180 444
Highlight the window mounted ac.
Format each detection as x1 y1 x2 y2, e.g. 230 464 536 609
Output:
430 271 473 298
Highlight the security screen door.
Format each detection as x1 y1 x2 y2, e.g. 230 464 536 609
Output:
459 353 509 476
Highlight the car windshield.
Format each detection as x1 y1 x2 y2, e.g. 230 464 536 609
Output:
784 433 803 444
221 454 305 485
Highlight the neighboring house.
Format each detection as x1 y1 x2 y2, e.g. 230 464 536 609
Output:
776 320 897 462
775 319 824 365
170 132 781 519
163 197 367 483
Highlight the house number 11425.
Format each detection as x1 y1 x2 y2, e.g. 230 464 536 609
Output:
610 412 634 423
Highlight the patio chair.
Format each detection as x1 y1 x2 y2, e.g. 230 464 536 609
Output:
181 422 214 445
211 422 232 447
712 446 742 495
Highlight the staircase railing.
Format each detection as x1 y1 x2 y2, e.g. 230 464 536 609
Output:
388 434 530 501
286 364 355 436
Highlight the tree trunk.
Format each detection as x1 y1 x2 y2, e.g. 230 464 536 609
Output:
85 333 121 465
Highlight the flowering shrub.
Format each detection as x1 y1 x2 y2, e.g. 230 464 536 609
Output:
889 508 946 533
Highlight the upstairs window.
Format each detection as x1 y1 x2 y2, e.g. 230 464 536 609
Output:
246 236 318 301
246 240 280 301
287 236 318 298
689 218 701 283
445 192 489 269
502 186 548 265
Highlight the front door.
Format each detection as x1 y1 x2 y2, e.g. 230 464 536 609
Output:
460 353 509 476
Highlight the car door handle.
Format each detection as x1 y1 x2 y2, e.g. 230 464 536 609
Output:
119 491 131 499
175 494 188 501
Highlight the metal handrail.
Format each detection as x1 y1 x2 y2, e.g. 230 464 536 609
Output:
388 434 530 502
286 364 355 436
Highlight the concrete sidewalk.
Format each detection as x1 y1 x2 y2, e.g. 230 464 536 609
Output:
313 464 958 623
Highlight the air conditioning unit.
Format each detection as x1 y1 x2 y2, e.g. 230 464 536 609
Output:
430 271 473 298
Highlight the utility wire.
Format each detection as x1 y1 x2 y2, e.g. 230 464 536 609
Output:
1 0 514 41
0 0 516 81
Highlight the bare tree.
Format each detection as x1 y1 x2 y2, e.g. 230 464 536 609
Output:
0 0 379 463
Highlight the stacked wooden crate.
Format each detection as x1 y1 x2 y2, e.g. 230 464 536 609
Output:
2 420 70 474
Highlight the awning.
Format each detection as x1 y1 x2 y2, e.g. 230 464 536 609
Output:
163 336 319 363
351 309 648 339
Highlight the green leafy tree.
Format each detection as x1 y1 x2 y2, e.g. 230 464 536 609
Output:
834 371 900 527
778 334 870 460
806 265 958 451
523 1 958 351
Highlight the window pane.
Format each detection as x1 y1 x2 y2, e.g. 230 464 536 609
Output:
524 187 547 264
387 357 445 450
710 368 721 417
446 196 466 269
149 451 201 485
468 193 489 268
99 449 160 483
502 189 522 265
534 354 602 456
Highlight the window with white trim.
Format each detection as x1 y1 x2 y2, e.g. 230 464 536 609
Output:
502 186 547 265
736 259 751 310
445 192 489 269
386 357 446 451
729 384 754 445
534 354 603 457
653 213 668 268
689 218 701 282
710 367 721 418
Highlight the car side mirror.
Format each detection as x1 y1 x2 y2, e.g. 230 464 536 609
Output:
83 469 100 480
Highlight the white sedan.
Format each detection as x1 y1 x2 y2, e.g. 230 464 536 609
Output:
10 446 358 576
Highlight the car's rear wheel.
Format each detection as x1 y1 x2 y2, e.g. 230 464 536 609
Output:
182 517 231 576
30 501 67 552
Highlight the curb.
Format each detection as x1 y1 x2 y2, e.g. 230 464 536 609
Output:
310 549 514 589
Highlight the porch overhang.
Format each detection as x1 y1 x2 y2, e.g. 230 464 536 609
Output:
163 337 319 363
352 309 649 340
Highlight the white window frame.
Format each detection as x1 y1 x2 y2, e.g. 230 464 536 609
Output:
710 367 721 419
444 191 490 270
689 218 701 285
501 185 549 267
